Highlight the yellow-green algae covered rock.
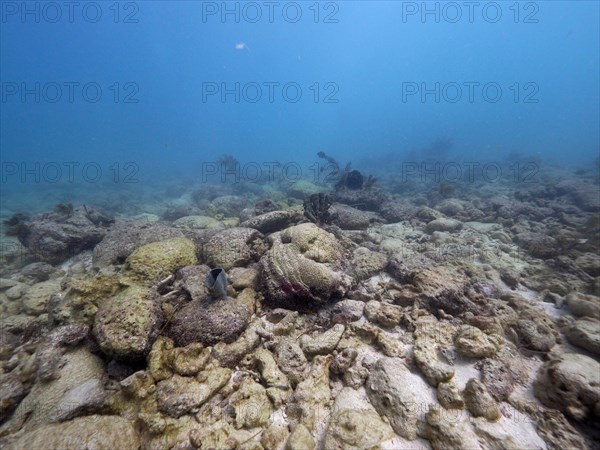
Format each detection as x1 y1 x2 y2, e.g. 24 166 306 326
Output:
6 415 139 450
173 215 223 229
51 274 124 324
324 408 394 450
287 179 323 199
124 237 197 285
229 378 272 429
93 285 162 361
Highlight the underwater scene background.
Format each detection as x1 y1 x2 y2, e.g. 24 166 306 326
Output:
0 1 599 449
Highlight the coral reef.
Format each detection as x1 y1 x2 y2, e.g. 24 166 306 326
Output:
1 162 599 450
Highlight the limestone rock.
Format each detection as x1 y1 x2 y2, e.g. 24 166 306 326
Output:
254 348 291 407
300 324 344 357
5 282 26 300
236 287 257 314
189 420 237 450
261 423 289 450
480 357 514 401
287 180 321 198
566 292 600 319
437 381 464 409
463 378 500 421
564 317 600 355
274 338 307 387
364 300 402 328
322 387 394 450
287 355 331 431
514 319 556 352
212 324 261 369
413 317 455 386
92 221 184 267
173 264 211 301
124 237 197 285
516 232 559 259
330 348 358 376
52 378 107 422
272 311 299 336
454 325 503 358
536 408 590 450
37 323 90 381
230 267 260 290
208 195 249 217
18 206 109 265
376 331 405 357
5 415 139 450
173 215 222 229
22 279 60 315
575 252 600 277
156 367 230 418
203 227 266 270
3 348 105 432
0 373 25 418
410 265 482 318
365 357 418 440
534 352 600 421
229 378 271 429
471 420 523 450
147 336 174 381
331 204 378 230
170 343 210 376
21 262 58 282
93 285 162 361
285 424 315 450
351 247 388 280
49 275 120 325
240 210 300 234
120 370 156 400
167 298 250 347
331 299 365 322
324 408 394 450
418 206 443 221
421 406 479 450
426 218 463 233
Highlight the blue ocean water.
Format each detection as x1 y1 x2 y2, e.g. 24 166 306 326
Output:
0 1 599 203
2 4 600 448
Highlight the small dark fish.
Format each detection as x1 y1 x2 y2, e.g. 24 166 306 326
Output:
204 268 228 300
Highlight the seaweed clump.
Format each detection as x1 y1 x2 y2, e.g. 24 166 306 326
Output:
303 193 332 225
3 213 30 240
335 166 377 191
54 202 74 217
317 151 377 191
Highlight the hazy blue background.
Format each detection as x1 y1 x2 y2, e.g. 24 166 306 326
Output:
1 0 599 188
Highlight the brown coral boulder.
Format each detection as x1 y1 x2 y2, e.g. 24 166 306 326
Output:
260 223 351 309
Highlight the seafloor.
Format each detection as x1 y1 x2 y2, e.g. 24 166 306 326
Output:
0 158 599 450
